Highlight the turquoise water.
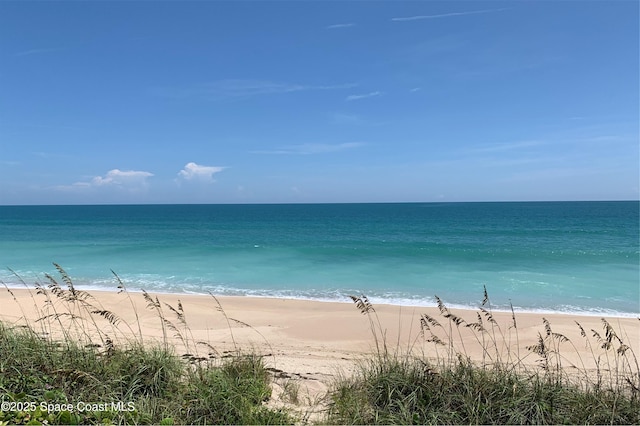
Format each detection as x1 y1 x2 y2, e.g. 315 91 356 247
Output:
0 202 638 316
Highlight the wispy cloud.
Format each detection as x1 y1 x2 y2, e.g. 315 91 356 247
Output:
579 135 626 144
56 169 154 191
251 142 364 155
152 79 356 101
91 169 152 186
467 140 547 154
177 162 225 182
326 23 355 29
14 47 64 57
346 91 382 102
392 8 508 22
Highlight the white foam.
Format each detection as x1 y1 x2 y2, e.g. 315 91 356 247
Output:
2 277 637 319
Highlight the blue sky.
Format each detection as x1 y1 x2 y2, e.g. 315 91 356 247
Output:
1 1 638 205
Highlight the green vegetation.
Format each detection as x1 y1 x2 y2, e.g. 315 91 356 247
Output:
0 322 291 425
327 351 640 424
327 293 640 425
0 265 292 425
1 266 639 425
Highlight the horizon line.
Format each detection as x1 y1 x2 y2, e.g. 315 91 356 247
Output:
1 199 638 208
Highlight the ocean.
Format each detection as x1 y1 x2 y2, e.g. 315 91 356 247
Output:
0 202 638 317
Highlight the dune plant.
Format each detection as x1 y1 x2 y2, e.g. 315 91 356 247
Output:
0 265 295 425
327 290 640 425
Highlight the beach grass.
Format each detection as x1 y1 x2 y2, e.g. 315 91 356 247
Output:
1 266 639 425
0 322 292 425
327 349 640 425
0 266 293 425
326 291 640 425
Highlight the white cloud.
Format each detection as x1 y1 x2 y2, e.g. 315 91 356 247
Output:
55 169 154 192
251 142 364 155
54 182 90 192
465 140 547 154
346 91 382 101
392 8 508 22
326 23 355 29
91 169 154 186
177 162 225 182
14 47 64 57
152 80 356 101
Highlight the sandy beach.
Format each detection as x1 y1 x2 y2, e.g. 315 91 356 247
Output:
1 287 638 412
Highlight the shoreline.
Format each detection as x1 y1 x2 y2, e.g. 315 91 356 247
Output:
2 282 638 319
